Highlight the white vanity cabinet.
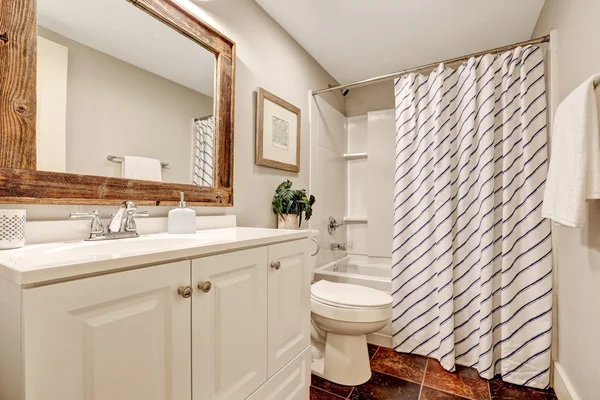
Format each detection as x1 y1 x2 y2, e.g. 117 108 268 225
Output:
0 234 312 400
267 240 311 377
21 261 193 400
192 247 268 399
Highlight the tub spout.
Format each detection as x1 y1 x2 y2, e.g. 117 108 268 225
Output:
331 243 347 251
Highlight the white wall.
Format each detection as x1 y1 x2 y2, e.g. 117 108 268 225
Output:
7 0 344 227
310 96 347 266
345 81 395 118
36 36 68 173
533 2 600 399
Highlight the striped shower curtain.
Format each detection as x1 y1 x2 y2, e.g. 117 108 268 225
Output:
392 46 552 389
193 116 214 186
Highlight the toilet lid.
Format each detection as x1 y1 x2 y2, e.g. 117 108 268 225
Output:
311 280 393 309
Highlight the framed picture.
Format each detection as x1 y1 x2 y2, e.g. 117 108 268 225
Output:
256 88 301 172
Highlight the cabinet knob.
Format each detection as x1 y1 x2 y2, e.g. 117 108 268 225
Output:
198 281 212 293
271 261 281 270
177 286 193 298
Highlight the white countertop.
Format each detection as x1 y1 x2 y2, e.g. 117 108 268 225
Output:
0 227 310 286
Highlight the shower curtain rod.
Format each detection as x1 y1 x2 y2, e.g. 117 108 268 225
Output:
312 35 550 95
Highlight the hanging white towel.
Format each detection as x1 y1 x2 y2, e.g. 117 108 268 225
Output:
121 155 163 182
542 75 600 227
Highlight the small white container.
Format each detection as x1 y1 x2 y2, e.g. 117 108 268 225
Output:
0 209 26 249
168 192 197 234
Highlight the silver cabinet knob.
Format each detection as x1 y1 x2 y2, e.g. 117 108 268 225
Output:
271 261 281 270
178 286 193 298
198 281 212 293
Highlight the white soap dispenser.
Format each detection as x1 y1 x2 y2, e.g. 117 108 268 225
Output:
168 192 196 234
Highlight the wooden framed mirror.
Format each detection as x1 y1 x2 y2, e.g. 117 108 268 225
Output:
0 0 235 206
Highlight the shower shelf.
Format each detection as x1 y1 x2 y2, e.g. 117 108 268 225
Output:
343 216 368 223
343 153 368 160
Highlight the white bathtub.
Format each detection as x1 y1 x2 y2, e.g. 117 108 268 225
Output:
314 255 392 292
313 255 393 347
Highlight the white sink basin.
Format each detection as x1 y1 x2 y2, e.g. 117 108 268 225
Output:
46 233 217 258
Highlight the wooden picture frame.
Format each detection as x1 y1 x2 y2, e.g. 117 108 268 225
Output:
0 0 235 206
256 88 301 173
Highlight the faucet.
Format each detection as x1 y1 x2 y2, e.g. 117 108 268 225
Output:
70 200 149 241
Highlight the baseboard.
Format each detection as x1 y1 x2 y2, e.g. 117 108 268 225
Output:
553 362 581 400
366 332 392 348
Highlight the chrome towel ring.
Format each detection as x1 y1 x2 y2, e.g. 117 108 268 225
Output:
310 238 320 257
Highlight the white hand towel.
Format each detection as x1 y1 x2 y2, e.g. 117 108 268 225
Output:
542 74 600 227
121 156 163 182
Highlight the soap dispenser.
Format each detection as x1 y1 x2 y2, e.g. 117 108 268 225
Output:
168 192 196 234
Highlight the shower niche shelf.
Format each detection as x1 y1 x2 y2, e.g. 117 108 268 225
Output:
343 153 368 160
343 216 368 223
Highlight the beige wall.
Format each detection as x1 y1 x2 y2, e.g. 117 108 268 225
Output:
38 27 214 185
12 0 344 226
533 2 600 399
345 80 395 117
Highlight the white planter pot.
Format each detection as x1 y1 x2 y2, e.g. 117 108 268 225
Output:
277 214 300 230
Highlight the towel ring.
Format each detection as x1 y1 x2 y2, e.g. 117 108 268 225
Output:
310 238 320 257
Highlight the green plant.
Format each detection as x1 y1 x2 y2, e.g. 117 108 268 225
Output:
272 180 316 227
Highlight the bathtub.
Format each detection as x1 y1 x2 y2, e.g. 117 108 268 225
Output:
314 255 391 292
313 255 393 347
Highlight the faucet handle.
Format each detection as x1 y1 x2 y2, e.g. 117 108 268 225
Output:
124 209 150 233
70 210 104 235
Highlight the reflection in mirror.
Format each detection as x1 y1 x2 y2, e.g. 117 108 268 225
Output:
36 0 216 186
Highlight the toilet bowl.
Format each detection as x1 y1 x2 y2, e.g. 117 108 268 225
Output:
310 279 393 386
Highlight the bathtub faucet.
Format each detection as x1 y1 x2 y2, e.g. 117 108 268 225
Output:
330 242 347 251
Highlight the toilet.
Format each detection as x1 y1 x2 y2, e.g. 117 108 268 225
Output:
310 275 393 386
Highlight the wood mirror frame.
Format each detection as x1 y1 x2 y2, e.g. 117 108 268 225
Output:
0 0 235 206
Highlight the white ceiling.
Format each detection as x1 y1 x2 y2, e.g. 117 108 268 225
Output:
38 0 215 97
256 0 546 85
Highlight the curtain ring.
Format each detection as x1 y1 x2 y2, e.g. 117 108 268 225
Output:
310 238 320 257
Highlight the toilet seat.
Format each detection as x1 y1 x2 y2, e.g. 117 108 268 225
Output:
311 280 392 309
311 280 393 323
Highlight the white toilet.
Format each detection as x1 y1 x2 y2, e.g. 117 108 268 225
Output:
310 276 393 386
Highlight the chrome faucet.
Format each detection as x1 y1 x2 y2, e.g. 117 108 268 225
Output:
69 200 149 241
108 200 149 234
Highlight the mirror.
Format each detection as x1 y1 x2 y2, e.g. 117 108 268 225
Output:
36 0 216 186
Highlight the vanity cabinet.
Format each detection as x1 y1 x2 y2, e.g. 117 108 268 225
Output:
192 248 268 399
22 261 192 400
267 240 311 377
2 237 311 400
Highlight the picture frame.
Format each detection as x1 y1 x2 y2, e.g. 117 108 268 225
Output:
256 88 301 172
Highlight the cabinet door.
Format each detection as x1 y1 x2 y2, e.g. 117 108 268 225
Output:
22 261 192 400
192 248 268 400
267 239 311 377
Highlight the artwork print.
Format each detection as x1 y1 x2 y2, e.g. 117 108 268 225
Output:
271 116 290 150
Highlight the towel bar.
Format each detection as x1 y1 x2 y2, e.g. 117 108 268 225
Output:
107 155 169 169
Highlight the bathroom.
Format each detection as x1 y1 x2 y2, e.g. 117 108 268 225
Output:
0 0 597 399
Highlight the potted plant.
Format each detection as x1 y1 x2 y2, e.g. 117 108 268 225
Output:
272 180 316 229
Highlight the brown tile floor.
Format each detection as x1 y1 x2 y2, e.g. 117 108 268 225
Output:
310 344 558 400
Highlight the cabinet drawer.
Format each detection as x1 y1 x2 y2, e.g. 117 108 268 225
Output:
247 346 311 400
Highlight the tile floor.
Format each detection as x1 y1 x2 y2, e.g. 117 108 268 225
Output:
310 344 558 400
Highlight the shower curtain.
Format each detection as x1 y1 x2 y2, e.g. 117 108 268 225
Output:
193 116 214 186
392 46 552 389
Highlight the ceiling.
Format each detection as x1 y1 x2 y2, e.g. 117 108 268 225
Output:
256 0 546 85
38 0 215 97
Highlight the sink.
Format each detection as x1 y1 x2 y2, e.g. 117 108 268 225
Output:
46 233 216 258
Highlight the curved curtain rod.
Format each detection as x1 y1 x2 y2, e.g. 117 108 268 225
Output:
312 35 550 95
